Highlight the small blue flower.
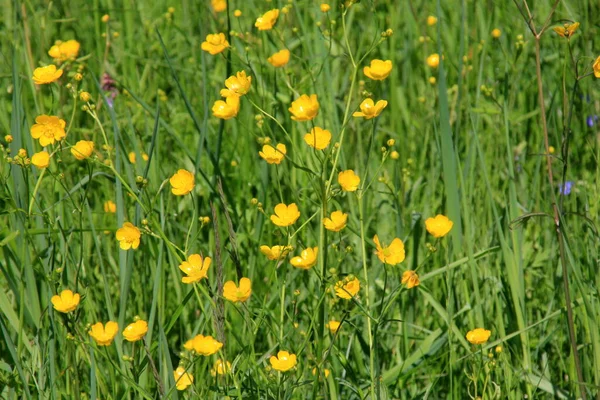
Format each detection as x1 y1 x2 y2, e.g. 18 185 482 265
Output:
559 181 573 195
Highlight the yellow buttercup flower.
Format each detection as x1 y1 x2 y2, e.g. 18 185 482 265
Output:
401 270 420 289
553 22 579 39
320 3 331 12
335 277 360 300
373 235 405 265
425 214 453 238
312 367 331 378
289 94 319 121
363 59 393 80
323 211 348 232
211 0 226 12
51 289 80 313
179 254 211 284
338 170 360 192
303 127 331 150
269 350 297 372
174 366 194 390
259 143 286 164
71 140 94 160
290 247 318 270
255 9 280 30
211 359 232 376
353 98 388 119
426 53 440 68
201 33 229 55
31 151 51 169
221 71 252 97
48 40 81 62
491 28 502 39
270 203 300 227
326 320 340 334
80 91 91 102
223 277 252 303
260 245 293 260
89 321 119 346
116 222 141 250
190 334 223 356
32 65 63 84
128 151 149 164
268 49 290 67
104 200 117 213
212 95 240 119
234 9 242 17
30 115 67 146
593 56 600 78
170 169 195 196
123 320 148 342
466 328 491 345
427 15 437 26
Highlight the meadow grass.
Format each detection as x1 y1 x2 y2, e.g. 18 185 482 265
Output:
1 0 600 398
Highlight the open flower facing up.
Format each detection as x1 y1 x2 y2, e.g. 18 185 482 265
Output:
427 15 437 26
260 245 293 260
211 0 226 12
466 328 491 345
71 140 94 160
425 214 453 238
223 277 252 303
401 270 420 289
179 254 211 284
323 211 348 232
593 56 600 78
211 359 232 376
31 151 51 169
212 95 240 119
51 289 80 313
104 200 117 213
116 222 141 250
373 235 405 265
353 98 388 119
48 40 80 62
289 94 319 121
221 71 252 97
427 53 440 68
290 247 318 270
123 320 148 342
259 143 286 164
189 334 223 356
270 203 300 227
491 28 502 39
255 9 280 30
304 127 331 150
326 320 341 334
174 366 194 390
269 350 297 372
268 49 290 67
170 169 195 196
363 59 393 80
553 22 579 39
335 277 360 300
201 33 229 55
30 115 66 146
32 65 63 84
320 3 331 12
338 170 360 192
89 321 119 346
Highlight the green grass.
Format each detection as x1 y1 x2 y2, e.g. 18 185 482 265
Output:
1 0 600 398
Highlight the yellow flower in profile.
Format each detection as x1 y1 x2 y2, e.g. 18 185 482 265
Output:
466 328 491 345
31 151 51 169
211 0 226 12
363 59 393 80
104 200 117 213
290 247 318 270
269 350 297 372
201 33 229 55
170 169 195 196
268 49 290 67
553 22 579 39
48 40 81 62
30 115 66 146
174 366 194 390
128 151 149 164
89 321 119 346
123 320 148 342
373 235 405 265
323 211 348 232
212 95 240 119
179 254 211 284
401 270 420 289
352 98 388 119
116 222 141 250
425 214 453 238
255 9 280 30
190 334 223 356
335 277 360 300
426 53 440 68
289 94 319 121
32 65 63 84
312 367 331 377
260 245 293 260
259 143 286 164
304 127 331 150
338 170 360 192
223 277 252 303
71 140 94 160
326 320 340 334
270 203 300 227
211 359 232 376
234 9 242 17
51 289 80 313
221 71 252 97
491 28 502 39
320 3 331 12
593 56 600 78
427 16 437 26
